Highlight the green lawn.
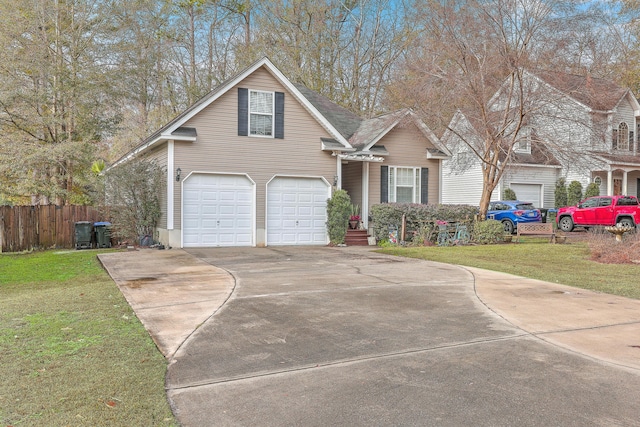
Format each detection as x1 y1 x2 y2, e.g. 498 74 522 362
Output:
378 240 640 299
0 250 177 426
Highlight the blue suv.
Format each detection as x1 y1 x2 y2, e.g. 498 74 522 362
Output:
487 200 542 234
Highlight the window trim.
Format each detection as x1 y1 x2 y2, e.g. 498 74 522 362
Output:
248 89 275 138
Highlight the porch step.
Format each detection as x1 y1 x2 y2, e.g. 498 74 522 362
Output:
345 229 370 246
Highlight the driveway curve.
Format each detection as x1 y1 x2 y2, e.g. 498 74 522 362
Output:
167 247 640 426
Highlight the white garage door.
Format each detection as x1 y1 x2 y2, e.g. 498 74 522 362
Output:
182 173 254 247
510 183 542 208
267 177 329 245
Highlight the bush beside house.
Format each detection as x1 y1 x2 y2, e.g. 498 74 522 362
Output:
326 190 352 245
369 203 478 243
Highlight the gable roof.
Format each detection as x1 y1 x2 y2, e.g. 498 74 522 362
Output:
112 57 355 167
443 109 560 166
112 56 448 167
531 70 632 112
506 135 561 167
348 109 449 158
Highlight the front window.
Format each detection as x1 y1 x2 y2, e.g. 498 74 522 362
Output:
388 166 421 203
249 90 274 136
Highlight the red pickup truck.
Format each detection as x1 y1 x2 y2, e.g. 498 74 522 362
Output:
556 195 640 232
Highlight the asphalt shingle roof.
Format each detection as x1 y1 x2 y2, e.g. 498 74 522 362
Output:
293 84 362 140
533 70 629 111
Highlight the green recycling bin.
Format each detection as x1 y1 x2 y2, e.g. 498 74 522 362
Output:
75 221 94 249
94 221 112 248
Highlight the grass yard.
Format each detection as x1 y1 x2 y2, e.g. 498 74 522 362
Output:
0 250 177 426
378 239 640 300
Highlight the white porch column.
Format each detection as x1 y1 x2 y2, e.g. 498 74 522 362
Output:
622 170 628 195
167 141 174 230
336 154 342 189
607 169 613 196
362 162 370 228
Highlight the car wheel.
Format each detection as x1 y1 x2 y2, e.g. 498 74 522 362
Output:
559 216 574 232
617 217 635 229
502 219 515 234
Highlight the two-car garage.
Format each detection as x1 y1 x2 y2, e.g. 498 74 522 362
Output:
182 173 330 247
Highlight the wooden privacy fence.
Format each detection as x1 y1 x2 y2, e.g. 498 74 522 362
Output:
0 205 107 252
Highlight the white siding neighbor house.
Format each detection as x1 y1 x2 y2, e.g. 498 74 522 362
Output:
441 70 640 207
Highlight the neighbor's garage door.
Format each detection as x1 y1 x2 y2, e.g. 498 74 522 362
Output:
510 183 542 208
182 173 254 247
267 177 329 245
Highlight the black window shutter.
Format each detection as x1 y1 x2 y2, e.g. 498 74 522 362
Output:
275 92 284 139
238 88 248 136
420 168 429 204
380 166 388 203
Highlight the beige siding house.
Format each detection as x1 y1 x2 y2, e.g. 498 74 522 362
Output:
113 58 449 247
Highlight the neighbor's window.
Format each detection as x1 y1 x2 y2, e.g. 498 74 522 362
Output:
515 127 532 153
613 122 629 150
388 166 421 203
249 90 274 136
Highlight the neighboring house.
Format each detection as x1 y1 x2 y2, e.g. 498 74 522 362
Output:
112 57 449 248
441 70 640 208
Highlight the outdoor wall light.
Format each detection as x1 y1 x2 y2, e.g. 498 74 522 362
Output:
333 174 339 187
176 168 182 181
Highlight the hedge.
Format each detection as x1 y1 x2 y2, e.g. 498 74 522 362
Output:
369 203 478 242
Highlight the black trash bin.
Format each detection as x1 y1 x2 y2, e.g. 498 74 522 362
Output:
75 221 94 249
94 221 112 248
540 208 548 223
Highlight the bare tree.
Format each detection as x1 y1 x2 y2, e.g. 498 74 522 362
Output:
386 0 600 218
0 0 119 204
253 0 417 116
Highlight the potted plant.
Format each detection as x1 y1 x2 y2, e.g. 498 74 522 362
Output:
349 204 361 229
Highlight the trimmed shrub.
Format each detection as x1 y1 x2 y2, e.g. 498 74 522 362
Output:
369 203 478 242
555 177 567 208
472 219 504 244
326 189 352 245
567 180 583 206
585 182 600 198
503 187 517 200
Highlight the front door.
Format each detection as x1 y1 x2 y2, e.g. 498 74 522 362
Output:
614 178 622 195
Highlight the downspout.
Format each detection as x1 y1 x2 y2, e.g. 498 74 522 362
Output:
438 159 443 204
167 140 174 232
362 162 370 228
336 153 342 189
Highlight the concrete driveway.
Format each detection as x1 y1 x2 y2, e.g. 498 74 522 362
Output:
156 247 640 426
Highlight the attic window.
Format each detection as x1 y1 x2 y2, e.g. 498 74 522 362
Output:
515 127 532 154
238 88 284 138
249 90 274 137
